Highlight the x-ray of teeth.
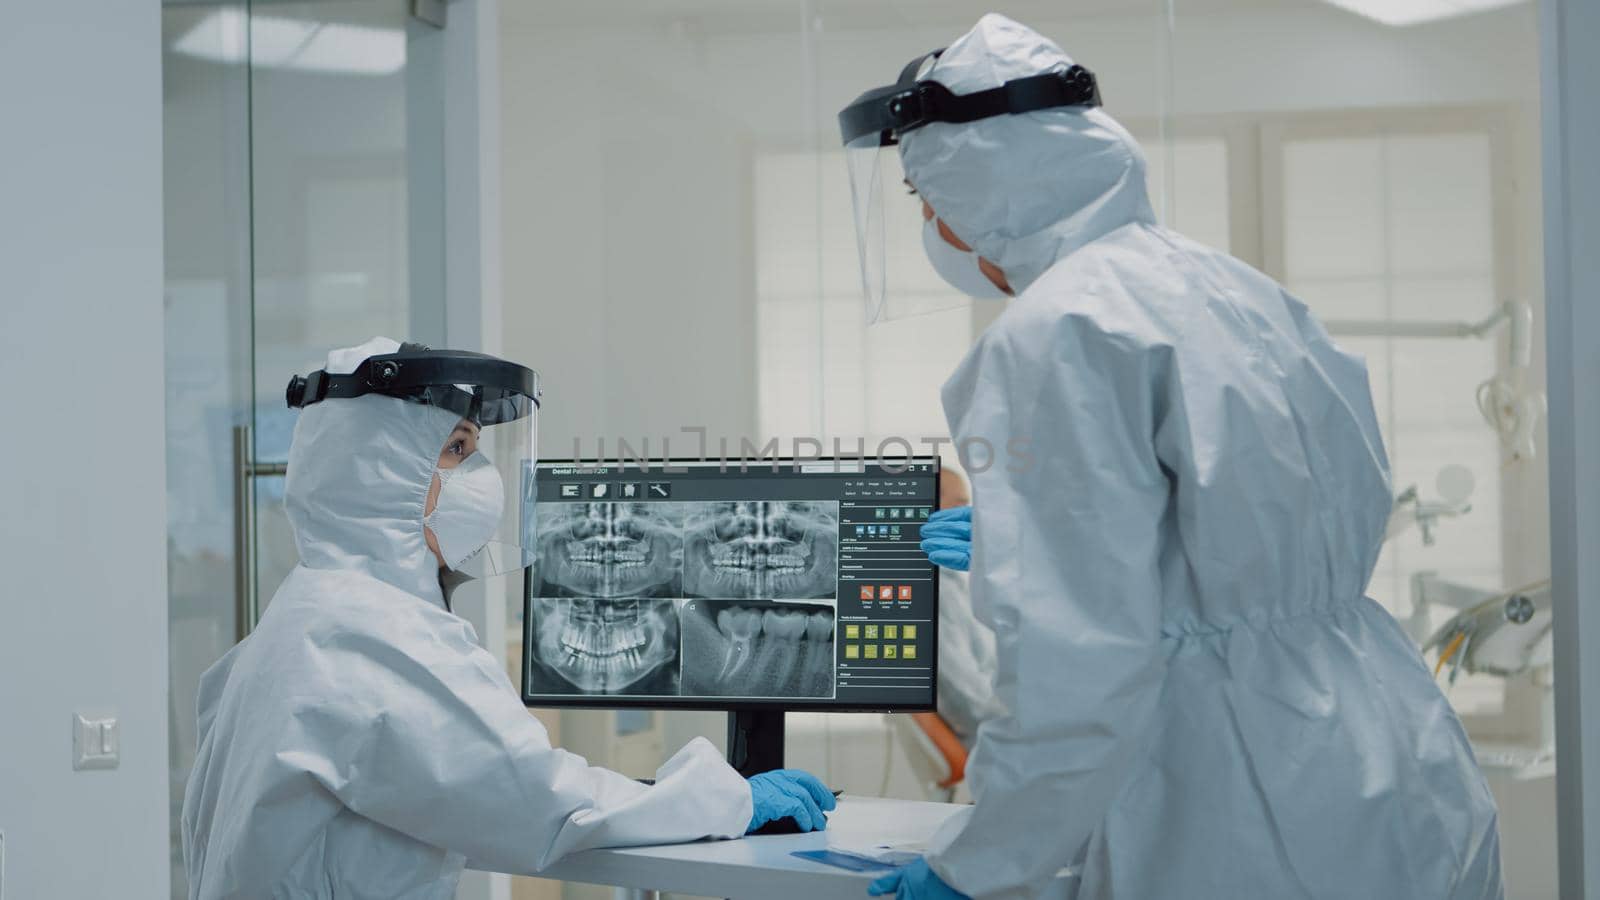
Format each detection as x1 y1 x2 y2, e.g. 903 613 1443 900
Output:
681 501 839 601
527 597 680 695
679 600 835 698
535 502 684 598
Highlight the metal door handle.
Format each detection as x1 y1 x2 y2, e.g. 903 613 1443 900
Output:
233 425 288 641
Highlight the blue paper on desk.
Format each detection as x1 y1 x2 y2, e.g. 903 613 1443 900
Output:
792 848 922 872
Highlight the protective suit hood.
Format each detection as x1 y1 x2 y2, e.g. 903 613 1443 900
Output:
899 13 1156 293
284 336 459 606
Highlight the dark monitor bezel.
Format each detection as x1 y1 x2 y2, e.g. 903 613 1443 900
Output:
520 455 940 713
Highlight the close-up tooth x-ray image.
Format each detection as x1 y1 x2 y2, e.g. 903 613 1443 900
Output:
679 599 836 698
534 502 684 598
681 501 839 601
526 597 681 696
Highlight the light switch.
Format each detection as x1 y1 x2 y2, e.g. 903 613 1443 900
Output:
73 714 119 770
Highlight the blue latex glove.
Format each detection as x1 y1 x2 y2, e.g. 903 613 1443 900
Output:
867 859 970 899
746 769 837 833
919 506 972 572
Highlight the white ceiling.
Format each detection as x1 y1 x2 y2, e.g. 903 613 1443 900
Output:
501 0 1317 34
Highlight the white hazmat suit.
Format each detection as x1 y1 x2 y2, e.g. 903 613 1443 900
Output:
906 15 1503 899
180 341 751 900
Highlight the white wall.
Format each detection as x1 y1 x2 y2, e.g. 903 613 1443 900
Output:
0 2 169 899
499 29 761 460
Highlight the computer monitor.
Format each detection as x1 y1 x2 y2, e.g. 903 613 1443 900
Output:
521 458 940 714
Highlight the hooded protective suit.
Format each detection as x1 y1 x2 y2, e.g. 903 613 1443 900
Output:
180 340 752 900
904 15 1503 899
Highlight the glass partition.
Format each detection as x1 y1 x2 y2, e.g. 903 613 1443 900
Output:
496 1 1550 896
162 2 447 895
162 6 253 893
247 0 447 615
1167 2 1551 895
496 4 1178 896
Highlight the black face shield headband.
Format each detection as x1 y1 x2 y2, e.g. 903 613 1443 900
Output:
286 344 541 426
838 48 1102 149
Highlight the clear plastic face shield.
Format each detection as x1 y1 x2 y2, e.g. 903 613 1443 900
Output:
287 345 542 579
838 50 1102 323
844 130 966 324
433 389 539 580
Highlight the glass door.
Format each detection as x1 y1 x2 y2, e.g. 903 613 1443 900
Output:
242 0 447 618
162 1 447 895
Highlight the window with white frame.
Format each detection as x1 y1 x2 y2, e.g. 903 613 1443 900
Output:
1274 125 1506 716
1139 133 1233 254
754 149 970 454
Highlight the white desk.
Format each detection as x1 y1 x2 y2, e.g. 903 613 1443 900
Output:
532 796 966 900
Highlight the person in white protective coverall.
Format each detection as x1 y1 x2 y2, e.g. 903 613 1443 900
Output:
853 15 1503 900
181 337 833 900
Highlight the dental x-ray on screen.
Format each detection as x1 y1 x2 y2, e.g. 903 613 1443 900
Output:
523 459 940 710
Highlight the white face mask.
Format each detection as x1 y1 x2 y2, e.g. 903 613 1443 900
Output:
424 451 505 571
922 216 1008 299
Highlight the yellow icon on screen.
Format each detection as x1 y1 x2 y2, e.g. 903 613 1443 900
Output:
845 644 860 659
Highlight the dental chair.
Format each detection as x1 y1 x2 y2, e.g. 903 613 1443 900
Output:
890 712 968 802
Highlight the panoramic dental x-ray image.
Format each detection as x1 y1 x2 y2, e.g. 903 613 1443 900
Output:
529 499 842 698
682 501 839 601
526 597 681 696
535 502 684 598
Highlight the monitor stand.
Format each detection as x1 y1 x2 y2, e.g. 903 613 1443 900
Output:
726 709 784 777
